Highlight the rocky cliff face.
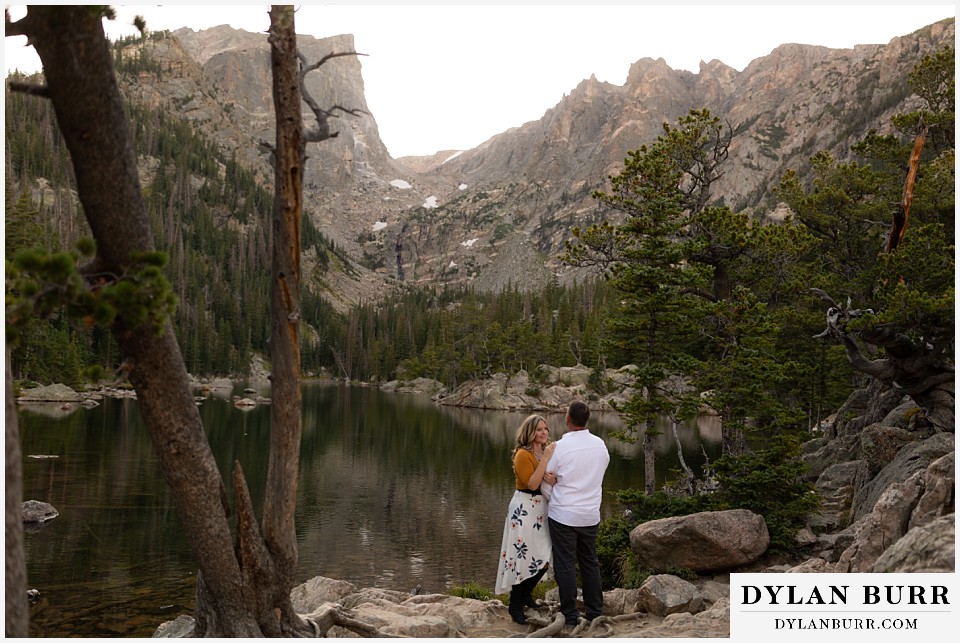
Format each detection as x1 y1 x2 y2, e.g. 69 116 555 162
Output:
117 18 954 304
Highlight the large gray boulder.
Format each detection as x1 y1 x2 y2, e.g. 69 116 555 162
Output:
629 509 769 573
636 574 704 616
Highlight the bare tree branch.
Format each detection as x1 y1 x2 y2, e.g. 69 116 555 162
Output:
7 81 51 97
296 50 368 143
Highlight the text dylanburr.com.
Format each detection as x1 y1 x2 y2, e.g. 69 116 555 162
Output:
730 573 957 640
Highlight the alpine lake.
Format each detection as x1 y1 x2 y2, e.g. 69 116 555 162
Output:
17 381 722 637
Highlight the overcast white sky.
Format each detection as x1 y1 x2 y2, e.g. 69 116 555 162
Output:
4 3 956 157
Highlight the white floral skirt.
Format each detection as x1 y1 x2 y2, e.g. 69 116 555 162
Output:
494 490 553 595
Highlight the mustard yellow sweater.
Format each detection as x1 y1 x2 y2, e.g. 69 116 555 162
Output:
513 448 540 491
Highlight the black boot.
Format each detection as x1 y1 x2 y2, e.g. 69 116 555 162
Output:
508 585 527 624
520 567 547 609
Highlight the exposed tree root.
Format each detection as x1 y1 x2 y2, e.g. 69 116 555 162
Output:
301 604 400 638
520 612 566 637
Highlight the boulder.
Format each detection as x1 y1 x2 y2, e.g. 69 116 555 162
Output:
326 592 487 637
601 588 641 616
152 614 195 637
859 423 916 475
850 432 953 522
871 514 955 573
290 576 356 614
398 594 504 630
696 580 729 605
21 500 59 524
794 527 818 547
17 383 83 403
801 434 861 482
636 574 704 616
535 364 592 387
629 509 769 573
837 468 926 572
908 452 954 530
879 398 925 430
810 459 869 531
814 527 856 562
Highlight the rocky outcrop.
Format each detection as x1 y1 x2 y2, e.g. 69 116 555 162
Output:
629 509 770 573
784 378 955 575
433 364 637 411
871 514 955 573
380 377 446 396
16 383 85 403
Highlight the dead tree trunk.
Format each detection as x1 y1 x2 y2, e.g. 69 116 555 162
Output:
261 4 305 629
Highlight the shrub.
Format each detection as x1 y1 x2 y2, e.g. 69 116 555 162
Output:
709 433 821 551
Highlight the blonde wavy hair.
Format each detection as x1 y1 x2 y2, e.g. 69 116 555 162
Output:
512 414 549 458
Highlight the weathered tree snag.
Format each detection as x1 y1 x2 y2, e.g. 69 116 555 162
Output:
5 353 28 637
812 289 954 434
260 8 306 633
886 127 926 254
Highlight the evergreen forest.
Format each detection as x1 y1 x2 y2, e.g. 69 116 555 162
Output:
6 39 954 461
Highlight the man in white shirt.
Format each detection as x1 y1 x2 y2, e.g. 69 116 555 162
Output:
541 400 610 626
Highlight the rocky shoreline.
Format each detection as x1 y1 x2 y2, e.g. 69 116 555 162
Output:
153 573 734 638
383 364 653 413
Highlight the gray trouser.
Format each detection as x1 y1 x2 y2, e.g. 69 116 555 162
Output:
548 517 603 623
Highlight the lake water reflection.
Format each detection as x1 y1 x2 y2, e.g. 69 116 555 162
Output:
17 381 721 637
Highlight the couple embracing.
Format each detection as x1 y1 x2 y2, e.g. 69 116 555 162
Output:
494 400 611 627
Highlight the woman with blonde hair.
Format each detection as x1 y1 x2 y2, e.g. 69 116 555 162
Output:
494 414 556 624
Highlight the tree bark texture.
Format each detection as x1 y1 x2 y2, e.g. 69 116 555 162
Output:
642 430 657 495
5 353 28 637
262 5 305 624
15 7 258 635
842 333 954 433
